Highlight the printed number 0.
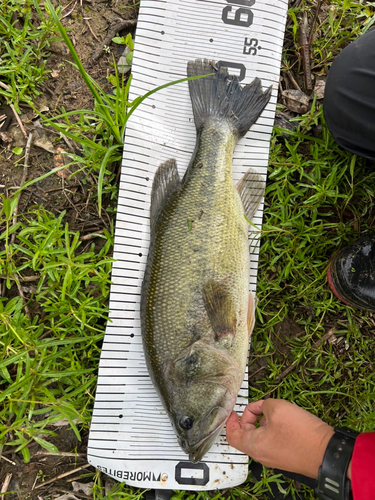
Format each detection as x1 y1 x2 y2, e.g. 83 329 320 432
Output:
222 5 253 27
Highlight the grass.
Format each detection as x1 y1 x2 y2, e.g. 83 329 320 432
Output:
0 205 113 462
256 118 375 427
0 0 57 112
1 0 375 498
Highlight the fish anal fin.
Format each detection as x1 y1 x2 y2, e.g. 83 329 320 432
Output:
236 168 265 221
203 280 237 344
150 159 181 230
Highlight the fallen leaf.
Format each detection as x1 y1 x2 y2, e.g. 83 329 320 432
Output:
117 46 132 75
38 104 50 113
281 89 310 114
72 481 94 496
53 494 80 500
0 131 13 143
34 135 56 154
274 112 297 134
54 146 71 176
314 78 326 100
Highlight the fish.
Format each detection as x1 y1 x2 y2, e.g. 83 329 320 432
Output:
140 59 271 462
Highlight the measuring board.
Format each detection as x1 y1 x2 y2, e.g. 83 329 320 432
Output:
87 0 287 491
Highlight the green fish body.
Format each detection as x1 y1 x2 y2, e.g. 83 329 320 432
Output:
141 60 271 462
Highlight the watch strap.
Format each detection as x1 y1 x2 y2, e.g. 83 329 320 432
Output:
316 427 359 500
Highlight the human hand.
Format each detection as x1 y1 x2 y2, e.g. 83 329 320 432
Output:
226 398 335 479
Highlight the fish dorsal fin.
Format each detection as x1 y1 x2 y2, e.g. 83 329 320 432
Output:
202 280 237 344
236 168 265 221
150 159 181 230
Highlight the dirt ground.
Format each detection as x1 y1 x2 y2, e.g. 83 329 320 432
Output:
0 1 138 498
0 0 337 498
0 0 136 232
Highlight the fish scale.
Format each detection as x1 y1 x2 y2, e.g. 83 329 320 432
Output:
145 120 249 360
141 59 271 462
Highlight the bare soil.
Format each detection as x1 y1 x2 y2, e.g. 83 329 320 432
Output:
0 1 137 498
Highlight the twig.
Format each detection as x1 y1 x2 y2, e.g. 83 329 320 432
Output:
62 0 78 19
275 363 298 382
80 230 104 241
0 274 39 282
314 326 337 348
299 11 312 90
286 0 303 29
10 103 27 139
34 464 92 490
308 0 323 47
249 364 267 380
31 472 40 491
34 451 87 457
0 455 16 466
89 19 136 63
1 473 12 498
60 133 75 152
83 15 100 41
286 70 302 92
0 115 12 133
275 327 337 382
0 81 28 139
61 0 76 11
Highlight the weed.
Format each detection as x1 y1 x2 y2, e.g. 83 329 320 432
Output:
40 0 212 215
1 0 375 498
0 0 57 111
0 204 113 462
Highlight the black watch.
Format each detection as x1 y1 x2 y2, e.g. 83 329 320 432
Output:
316 427 359 500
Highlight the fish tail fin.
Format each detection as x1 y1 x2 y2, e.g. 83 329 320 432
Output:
187 59 272 138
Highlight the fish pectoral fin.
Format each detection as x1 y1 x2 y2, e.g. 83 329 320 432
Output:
162 358 173 379
236 168 265 221
173 349 200 381
150 159 181 230
203 280 237 344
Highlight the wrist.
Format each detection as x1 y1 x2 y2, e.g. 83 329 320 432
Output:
346 460 352 481
316 427 359 500
311 425 335 479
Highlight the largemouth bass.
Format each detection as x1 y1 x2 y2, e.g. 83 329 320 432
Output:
141 59 271 462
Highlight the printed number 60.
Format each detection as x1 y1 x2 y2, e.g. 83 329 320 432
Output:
222 0 255 27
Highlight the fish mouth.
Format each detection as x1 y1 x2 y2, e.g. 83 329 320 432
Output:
182 407 230 463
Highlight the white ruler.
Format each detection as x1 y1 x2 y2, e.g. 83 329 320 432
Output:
88 0 287 491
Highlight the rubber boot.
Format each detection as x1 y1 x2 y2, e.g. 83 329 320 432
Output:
327 234 375 312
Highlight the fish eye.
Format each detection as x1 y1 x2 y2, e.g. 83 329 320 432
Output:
179 416 194 430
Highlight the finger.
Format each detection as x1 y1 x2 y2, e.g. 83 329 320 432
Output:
226 419 261 455
226 423 248 451
226 410 241 433
226 411 243 447
259 415 267 427
240 400 264 426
